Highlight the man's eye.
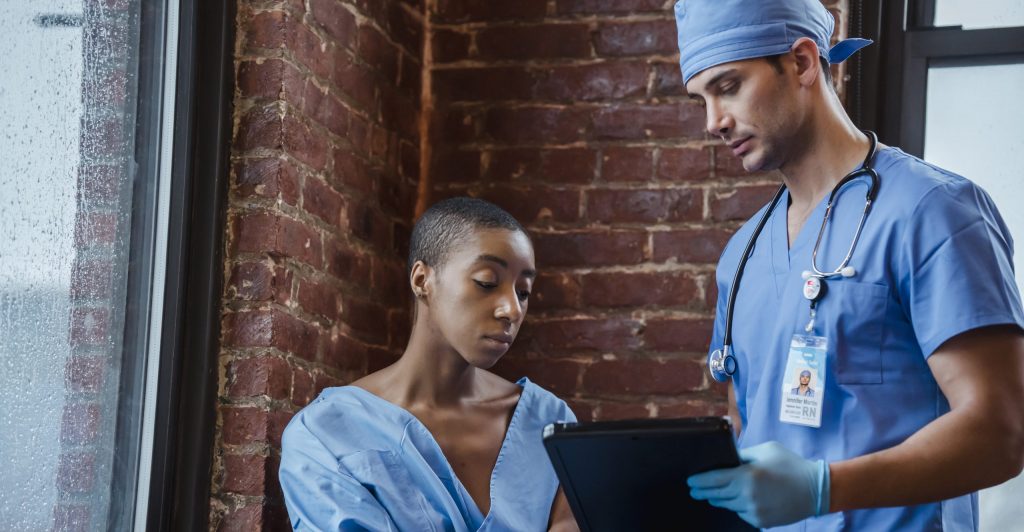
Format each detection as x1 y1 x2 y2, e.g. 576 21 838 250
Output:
721 83 738 94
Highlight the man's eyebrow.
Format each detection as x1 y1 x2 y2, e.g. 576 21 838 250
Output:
703 68 739 93
476 254 536 278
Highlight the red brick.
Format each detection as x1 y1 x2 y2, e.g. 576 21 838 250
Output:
216 504 260 532
52 504 90 532
237 104 283 151
77 164 123 205
534 230 646 267
237 59 293 101
433 66 536 102
366 347 401 373
484 106 590 144
283 114 329 170
70 307 110 346
592 103 705 140
531 272 581 311
245 10 287 50
643 318 714 352
57 452 96 493
477 24 591 61
566 399 595 421
434 0 547 23
597 401 651 420
234 212 323 268
658 399 725 418
652 228 732 263
556 0 665 14
358 24 399 82
714 144 752 177
293 366 315 406
583 358 704 395
75 212 117 247
436 107 479 143
483 148 541 181
322 331 370 371
310 0 357 50
228 356 292 399
385 2 422 58
492 357 583 396
587 188 702 223
371 259 408 307
709 185 778 222
398 53 422 94
229 261 293 303
471 184 581 225
302 176 346 227
432 149 482 183
65 356 105 394
223 454 278 496
340 296 390 345
226 308 320 360
399 140 420 181
527 318 642 351
300 81 351 138
582 271 699 308
70 259 113 301
388 309 411 350
234 157 300 206
288 17 335 82
535 62 650 102
325 238 371 287
541 149 597 184
83 66 128 108
594 20 678 57
602 147 653 182
380 85 419 140
331 50 377 110
297 276 342 320
653 61 686 96
345 202 392 252
60 403 100 445
221 407 269 445
433 29 471 63
657 147 712 181
332 148 375 196
348 113 371 155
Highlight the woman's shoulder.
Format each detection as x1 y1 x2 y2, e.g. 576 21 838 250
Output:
282 385 411 456
513 376 578 424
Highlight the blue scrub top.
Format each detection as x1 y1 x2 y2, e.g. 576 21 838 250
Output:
279 377 576 531
711 147 1024 531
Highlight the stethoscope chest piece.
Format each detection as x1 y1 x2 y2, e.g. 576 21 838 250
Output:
708 346 737 383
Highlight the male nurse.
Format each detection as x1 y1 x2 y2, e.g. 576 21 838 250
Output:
674 0 1024 530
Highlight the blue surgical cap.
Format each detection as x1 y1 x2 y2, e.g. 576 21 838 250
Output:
674 0 872 84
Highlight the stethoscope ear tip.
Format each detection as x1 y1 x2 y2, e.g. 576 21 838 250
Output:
840 266 856 278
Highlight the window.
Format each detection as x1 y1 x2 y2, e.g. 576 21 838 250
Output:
852 1 1024 530
0 1 232 530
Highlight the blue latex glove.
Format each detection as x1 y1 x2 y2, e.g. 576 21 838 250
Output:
687 441 830 528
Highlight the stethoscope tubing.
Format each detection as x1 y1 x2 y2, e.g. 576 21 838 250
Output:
714 131 880 380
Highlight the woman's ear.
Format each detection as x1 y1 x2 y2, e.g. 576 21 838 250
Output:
790 37 824 88
410 260 431 300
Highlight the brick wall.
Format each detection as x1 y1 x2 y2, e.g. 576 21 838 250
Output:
210 0 849 529
210 0 424 529
427 0 850 421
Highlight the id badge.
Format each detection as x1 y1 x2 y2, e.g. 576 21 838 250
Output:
779 334 827 428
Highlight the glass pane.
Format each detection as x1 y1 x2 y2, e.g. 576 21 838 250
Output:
924 60 1024 532
934 0 1024 30
0 0 155 530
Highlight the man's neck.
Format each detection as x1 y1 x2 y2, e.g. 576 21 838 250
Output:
780 111 871 211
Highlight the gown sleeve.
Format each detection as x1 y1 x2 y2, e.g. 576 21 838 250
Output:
280 413 399 532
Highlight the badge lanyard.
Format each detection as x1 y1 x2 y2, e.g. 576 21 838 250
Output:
707 131 880 384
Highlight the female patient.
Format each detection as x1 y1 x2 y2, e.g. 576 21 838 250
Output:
280 198 577 531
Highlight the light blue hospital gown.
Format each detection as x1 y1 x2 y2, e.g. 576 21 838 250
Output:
280 377 575 531
711 147 1024 531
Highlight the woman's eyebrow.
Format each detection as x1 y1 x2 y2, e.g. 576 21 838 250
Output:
476 254 536 278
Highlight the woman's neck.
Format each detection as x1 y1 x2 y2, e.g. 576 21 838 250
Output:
382 319 479 409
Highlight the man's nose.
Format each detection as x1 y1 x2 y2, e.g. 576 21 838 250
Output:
705 102 732 137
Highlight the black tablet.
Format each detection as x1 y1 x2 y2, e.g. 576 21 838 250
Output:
543 417 755 532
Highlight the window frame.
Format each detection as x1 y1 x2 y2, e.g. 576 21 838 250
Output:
849 0 1024 155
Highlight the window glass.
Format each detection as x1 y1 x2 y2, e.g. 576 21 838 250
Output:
924 60 1024 532
0 0 166 529
934 0 1024 30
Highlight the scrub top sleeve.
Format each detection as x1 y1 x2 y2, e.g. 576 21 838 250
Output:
897 180 1024 357
280 415 399 532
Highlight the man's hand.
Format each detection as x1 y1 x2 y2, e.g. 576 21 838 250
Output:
687 441 829 528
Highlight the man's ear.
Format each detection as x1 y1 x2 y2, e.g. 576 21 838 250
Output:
410 260 431 301
790 37 824 88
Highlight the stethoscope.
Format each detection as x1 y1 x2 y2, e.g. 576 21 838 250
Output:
708 131 880 383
